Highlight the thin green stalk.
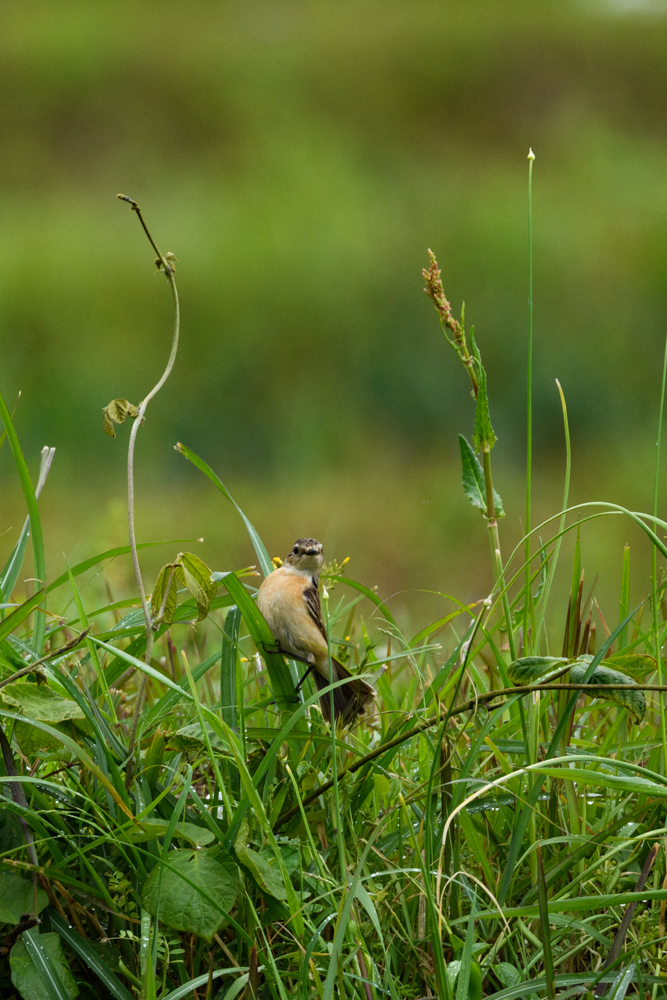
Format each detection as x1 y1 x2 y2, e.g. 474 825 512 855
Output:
0 391 47 654
653 332 667 772
533 379 571 648
482 447 516 661
323 585 346 879
524 149 535 655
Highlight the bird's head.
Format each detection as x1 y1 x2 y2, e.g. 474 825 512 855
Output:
284 538 323 573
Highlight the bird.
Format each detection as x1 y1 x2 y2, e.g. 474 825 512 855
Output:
257 538 374 724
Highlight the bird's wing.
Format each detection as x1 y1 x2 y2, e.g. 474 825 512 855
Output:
303 577 328 644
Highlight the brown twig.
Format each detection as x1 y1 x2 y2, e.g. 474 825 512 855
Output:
274 680 667 829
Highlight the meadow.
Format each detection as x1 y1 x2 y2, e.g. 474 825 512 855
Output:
3 173 667 1000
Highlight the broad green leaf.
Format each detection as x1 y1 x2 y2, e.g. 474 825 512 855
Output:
141 847 238 939
150 562 184 625
470 328 497 453
13 720 76 759
508 656 567 685
0 873 48 924
569 659 645 722
11 930 78 1000
1 682 85 723
459 435 504 518
169 721 230 753
49 911 134 1000
602 653 656 679
234 819 287 901
493 963 523 989
179 551 216 620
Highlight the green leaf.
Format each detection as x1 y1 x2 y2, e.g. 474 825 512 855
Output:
234 819 287 901
221 606 240 731
470 328 497 453
179 551 216 620
169 721 230 753
49 911 134 1000
140 848 238 940
0 390 47 654
174 443 273 577
123 819 215 846
217 572 296 711
11 930 79 1000
46 539 199 596
102 398 139 438
601 653 656 679
508 657 568 685
1 447 54 603
150 563 183 626
459 435 504 517
1 682 85 722
0 873 48 924
569 658 645 723
493 963 523 989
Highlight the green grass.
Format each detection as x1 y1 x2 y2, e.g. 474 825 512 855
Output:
4 184 667 1000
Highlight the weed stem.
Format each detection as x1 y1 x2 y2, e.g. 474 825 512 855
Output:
118 195 180 776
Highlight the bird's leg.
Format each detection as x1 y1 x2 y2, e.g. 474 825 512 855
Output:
294 662 315 695
261 641 313 668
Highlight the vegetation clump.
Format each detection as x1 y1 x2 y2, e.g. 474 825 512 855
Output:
2 174 667 1000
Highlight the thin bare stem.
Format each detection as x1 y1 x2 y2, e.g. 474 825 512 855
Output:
117 195 180 777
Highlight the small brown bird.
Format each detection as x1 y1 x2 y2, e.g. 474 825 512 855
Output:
257 538 374 724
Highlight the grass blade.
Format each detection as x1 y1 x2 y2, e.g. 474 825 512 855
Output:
49 910 135 1000
175 442 272 576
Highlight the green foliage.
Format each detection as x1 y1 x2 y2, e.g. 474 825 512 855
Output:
0 873 48 924
140 848 238 940
6 156 667 999
102 399 140 439
150 552 216 625
11 931 79 1000
459 434 505 518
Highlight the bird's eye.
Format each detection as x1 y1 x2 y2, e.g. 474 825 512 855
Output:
292 546 299 554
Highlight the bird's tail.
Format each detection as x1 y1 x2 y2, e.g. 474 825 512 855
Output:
313 656 375 724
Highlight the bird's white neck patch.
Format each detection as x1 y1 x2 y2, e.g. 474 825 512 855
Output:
283 564 318 582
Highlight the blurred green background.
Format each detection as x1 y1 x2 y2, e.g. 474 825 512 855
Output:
2 0 667 630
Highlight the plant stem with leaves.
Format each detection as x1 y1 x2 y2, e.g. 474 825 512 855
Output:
423 250 515 659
